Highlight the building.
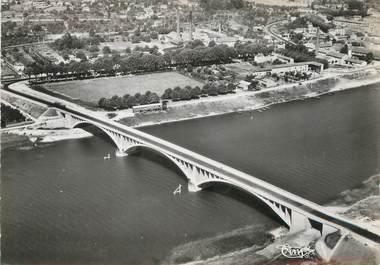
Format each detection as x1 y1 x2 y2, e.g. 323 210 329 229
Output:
237 80 251 90
132 102 167 114
344 58 367 67
350 46 371 59
251 61 324 78
317 49 348 65
328 27 346 37
334 19 369 33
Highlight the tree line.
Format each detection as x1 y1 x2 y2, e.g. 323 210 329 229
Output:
98 91 160 110
1 104 26 128
25 40 277 81
98 82 237 110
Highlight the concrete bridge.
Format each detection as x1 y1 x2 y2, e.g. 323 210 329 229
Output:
4 84 380 260
36 105 380 256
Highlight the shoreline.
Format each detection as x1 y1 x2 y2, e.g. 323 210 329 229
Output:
164 174 380 265
3 71 380 147
127 73 380 129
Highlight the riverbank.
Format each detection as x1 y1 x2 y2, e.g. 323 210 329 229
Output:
1 128 92 151
119 70 380 128
3 67 380 147
3 70 380 151
163 174 380 265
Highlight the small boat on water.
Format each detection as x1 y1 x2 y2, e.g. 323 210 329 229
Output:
103 153 111 160
173 184 182 195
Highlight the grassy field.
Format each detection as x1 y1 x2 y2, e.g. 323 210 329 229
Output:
1 63 18 79
43 72 204 104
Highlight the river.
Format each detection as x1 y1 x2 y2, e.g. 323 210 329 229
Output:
2 83 380 265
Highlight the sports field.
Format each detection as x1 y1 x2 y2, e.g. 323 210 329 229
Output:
43 72 204 103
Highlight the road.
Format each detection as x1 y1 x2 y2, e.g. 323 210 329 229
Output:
264 19 296 45
3 81 380 244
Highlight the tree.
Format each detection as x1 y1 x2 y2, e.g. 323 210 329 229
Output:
172 86 182 100
202 83 211 94
340 44 348 54
179 88 191 100
162 88 173 99
89 45 100 53
186 64 193 72
102 46 111 54
217 83 228 94
226 83 236 93
347 0 364 10
208 83 219 96
365 52 374 64
98 97 107 108
121 94 131 108
110 95 122 109
190 86 201 99
76 51 87 61
248 80 259 91
150 31 158 40
208 40 216 47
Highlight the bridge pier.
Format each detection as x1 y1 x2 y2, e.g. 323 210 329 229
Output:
290 210 312 234
188 181 202 192
116 149 128 157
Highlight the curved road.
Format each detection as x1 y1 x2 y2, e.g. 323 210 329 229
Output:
264 19 296 45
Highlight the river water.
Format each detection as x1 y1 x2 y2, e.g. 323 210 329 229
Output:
2 83 380 265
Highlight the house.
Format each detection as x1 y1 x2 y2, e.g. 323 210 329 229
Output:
273 53 294 64
351 46 371 59
132 102 166 113
317 49 348 64
238 80 251 90
344 58 367 67
251 61 323 78
305 42 315 52
329 27 346 37
259 78 277 88
254 54 276 64
13 62 25 74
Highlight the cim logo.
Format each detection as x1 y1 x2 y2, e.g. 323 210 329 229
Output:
280 244 316 259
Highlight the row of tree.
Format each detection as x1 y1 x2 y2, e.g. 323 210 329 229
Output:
98 91 160 110
26 42 239 79
1 104 26 128
52 33 103 51
25 38 328 82
161 82 236 101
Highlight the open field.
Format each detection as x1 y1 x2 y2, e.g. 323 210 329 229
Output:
42 72 204 104
1 63 18 79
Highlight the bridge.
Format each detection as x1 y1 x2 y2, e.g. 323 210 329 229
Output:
5 82 380 260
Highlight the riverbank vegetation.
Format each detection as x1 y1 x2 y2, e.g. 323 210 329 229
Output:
1 104 27 128
97 82 237 110
98 91 160 110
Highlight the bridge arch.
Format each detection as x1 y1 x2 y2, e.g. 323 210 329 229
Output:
197 180 292 228
72 121 193 182
124 144 191 181
72 120 292 229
